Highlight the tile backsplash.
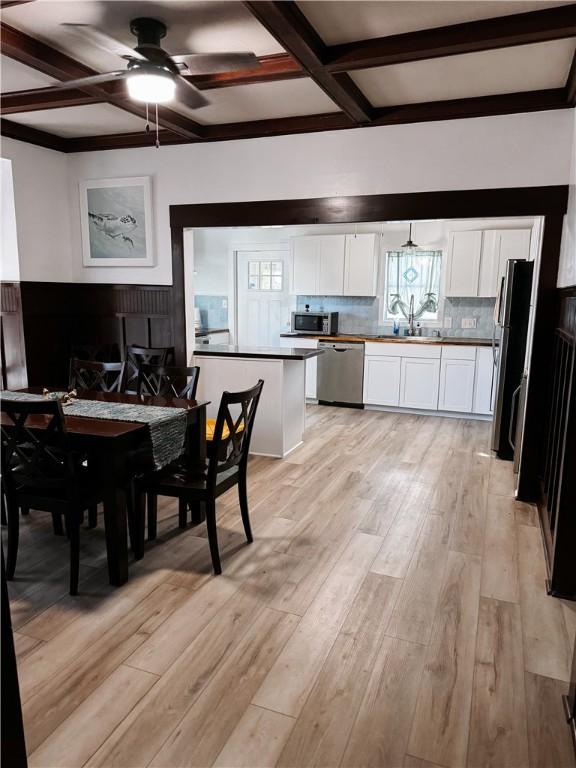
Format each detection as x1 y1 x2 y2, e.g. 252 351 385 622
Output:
296 295 496 338
296 296 380 335
194 294 228 330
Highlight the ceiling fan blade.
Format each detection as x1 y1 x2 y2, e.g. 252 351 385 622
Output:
172 52 260 75
175 75 210 109
61 23 147 61
5 71 131 98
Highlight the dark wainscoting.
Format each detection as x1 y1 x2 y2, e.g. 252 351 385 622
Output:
538 286 576 599
0 282 27 390
14 282 174 388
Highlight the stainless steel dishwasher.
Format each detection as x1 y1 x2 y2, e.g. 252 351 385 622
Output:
317 340 365 407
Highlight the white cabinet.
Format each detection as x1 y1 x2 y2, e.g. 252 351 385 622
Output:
446 231 482 297
279 337 318 399
474 346 496 414
363 356 401 405
497 229 531 283
438 356 476 413
291 236 319 294
344 234 379 296
290 233 377 296
478 229 531 297
318 235 345 295
399 357 441 410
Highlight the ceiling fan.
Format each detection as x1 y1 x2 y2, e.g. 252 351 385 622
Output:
13 17 260 110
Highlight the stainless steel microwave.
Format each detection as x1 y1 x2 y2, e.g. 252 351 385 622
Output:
291 311 339 335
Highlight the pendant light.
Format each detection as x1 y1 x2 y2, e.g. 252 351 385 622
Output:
401 222 419 251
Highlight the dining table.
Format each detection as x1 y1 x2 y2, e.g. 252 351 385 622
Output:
1 388 209 587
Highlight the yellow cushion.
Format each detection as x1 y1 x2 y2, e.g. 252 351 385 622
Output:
206 418 245 442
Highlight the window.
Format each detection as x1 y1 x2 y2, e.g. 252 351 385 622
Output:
385 250 442 322
248 260 283 291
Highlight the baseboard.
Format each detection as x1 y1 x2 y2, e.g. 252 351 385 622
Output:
363 404 492 421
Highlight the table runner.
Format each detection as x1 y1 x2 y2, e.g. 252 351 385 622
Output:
1 391 188 470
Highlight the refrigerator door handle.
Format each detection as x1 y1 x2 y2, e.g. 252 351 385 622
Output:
508 384 522 450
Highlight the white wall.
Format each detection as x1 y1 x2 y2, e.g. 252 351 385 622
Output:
2 137 72 282
1 108 574 285
1 158 20 281
558 109 576 288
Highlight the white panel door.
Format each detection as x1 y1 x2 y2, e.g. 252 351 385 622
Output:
474 346 496 414
318 235 345 295
363 356 401 405
291 237 319 294
237 250 290 346
399 357 440 410
438 358 476 413
344 233 378 296
497 229 531 281
446 230 482 297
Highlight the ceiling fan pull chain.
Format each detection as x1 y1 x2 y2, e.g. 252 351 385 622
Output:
145 102 150 133
155 103 160 148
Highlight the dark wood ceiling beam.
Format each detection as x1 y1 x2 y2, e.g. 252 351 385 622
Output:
0 22 205 139
371 88 569 126
566 50 576 106
52 87 568 153
243 1 373 123
324 4 576 72
189 53 305 90
1 87 104 114
0 117 67 151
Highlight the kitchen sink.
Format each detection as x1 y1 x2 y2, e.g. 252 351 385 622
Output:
375 334 442 342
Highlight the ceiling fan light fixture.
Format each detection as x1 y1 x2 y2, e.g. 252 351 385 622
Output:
127 71 175 103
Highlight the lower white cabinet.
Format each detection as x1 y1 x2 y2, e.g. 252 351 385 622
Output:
474 346 496 414
399 357 440 410
363 356 401 405
438 358 475 412
279 337 318 399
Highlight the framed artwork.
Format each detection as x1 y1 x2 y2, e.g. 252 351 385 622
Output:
79 176 154 267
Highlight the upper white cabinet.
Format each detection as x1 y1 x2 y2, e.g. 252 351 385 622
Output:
318 235 346 295
446 231 483 297
478 229 531 297
290 233 378 296
449 228 531 299
291 236 320 294
344 234 379 296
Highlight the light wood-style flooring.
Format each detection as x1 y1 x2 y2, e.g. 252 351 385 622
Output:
6 406 576 768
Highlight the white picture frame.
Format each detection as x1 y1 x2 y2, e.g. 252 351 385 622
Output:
79 176 154 267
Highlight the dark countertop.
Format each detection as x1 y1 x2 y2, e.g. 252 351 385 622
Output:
193 345 324 361
280 332 495 347
195 328 229 338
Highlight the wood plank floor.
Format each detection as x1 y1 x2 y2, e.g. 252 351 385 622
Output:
5 406 576 768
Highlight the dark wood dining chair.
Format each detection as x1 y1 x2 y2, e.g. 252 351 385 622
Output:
136 364 200 400
68 358 125 529
1 399 103 595
123 345 175 394
69 358 125 393
134 380 264 574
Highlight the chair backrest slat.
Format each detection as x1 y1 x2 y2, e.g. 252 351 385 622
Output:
123 346 175 394
1 400 77 496
207 380 264 484
137 364 200 400
69 358 124 393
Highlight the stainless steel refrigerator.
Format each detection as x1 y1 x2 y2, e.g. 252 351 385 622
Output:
491 259 534 460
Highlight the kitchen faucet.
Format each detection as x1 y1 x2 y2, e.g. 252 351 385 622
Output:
407 294 415 335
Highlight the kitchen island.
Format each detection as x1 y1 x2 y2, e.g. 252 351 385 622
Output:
192 345 323 458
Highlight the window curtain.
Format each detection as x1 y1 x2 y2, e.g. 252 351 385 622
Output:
387 250 441 318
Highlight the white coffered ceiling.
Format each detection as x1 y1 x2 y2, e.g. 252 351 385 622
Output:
1 0 574 148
